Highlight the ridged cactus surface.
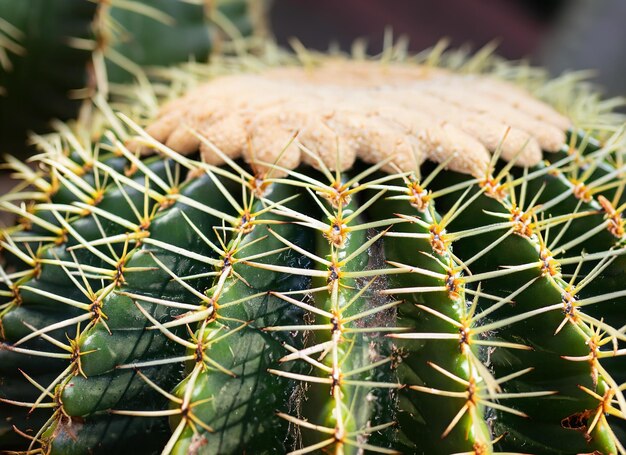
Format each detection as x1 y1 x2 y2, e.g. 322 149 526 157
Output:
1 48 626 454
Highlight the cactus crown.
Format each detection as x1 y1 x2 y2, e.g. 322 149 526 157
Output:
1 42 626 454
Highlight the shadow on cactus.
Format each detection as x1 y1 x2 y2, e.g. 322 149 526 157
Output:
1 43 626 454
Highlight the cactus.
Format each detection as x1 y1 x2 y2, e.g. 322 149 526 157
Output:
0 0 268 155
1 44 626 454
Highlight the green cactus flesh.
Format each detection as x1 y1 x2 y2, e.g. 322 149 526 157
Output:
1 54 626 455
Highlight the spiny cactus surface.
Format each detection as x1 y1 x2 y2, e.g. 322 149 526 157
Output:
1 48 626 455
0 0 267 154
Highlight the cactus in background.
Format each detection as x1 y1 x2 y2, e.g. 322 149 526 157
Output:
0 15 25 96
1 43 626 454
0 0 269 155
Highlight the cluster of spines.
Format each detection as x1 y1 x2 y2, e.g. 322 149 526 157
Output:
373 132 626 453
365 161 537 452
0 117 320 454
254 156 407 454
0 122 193 452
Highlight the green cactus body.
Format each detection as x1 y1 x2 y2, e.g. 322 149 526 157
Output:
169 181 315 454
1 49 626 455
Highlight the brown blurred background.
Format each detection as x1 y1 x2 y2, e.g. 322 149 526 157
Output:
271 0 626 102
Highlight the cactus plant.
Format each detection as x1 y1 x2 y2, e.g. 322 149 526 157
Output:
1 44 626 454
0 0 268 155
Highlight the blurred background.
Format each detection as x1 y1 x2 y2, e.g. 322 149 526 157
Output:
271 0 626 102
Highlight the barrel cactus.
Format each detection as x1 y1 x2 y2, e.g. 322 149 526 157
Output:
0 0 268 154
1 44 625 454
